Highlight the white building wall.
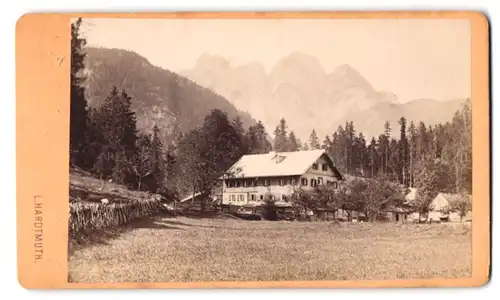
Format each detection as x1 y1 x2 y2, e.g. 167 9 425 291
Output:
222 155 342 206
300 155 341 190
222 176 299 206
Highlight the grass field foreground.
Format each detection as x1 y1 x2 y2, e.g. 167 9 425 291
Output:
68 216 472 283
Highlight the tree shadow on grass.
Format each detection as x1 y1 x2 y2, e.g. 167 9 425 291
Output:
126 217 185 230
69 228 124 255
159 218 258 230
174 210 242 220
159 219 197 227
68 216 183 255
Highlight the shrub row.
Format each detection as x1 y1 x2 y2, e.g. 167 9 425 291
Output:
68 199 163 237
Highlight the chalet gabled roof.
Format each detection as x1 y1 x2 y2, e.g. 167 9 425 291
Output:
223 149 343 179
440 193 472 204
179 192 217 203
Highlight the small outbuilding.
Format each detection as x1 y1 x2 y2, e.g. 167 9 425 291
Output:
385 203 414 223
177 192 218 211
428 193 472 223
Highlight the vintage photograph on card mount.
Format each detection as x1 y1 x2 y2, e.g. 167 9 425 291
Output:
67 16 477 284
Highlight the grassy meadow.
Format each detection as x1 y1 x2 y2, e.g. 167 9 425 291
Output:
68 216 471 283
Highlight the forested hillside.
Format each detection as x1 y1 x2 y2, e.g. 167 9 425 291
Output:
84 47 257 145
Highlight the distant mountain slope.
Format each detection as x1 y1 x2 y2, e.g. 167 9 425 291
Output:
83 47 257 144
332 98 467 140
182 52 466 141
182 52 399 141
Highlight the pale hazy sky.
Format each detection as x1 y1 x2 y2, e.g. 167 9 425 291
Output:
80 18 471 103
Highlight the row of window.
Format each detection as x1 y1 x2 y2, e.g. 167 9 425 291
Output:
312 163 329 172
300 177 338 188
226 177 338 189
228 194 246 202
227 193 288 202
226 178 298 188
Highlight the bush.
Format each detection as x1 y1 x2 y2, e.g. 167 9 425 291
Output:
262 199 278 221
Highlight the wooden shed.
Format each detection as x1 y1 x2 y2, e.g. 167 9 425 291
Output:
428 193 472 222
385 205 413 223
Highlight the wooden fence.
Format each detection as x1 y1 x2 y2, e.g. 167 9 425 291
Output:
68 199 163 237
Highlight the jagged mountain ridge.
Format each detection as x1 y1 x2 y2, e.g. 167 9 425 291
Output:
181 51 404 141
83 47 258 145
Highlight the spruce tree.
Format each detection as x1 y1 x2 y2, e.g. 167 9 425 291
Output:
177 129 202 201
383 121 392 176
309 129 321 149
322 135 332 151
70 18 89 167
287 131 300 151
398 117 409 186
353 132 367 176
119 90 139 159
246 121 271 154
368 138 378 178
273 118 288 152
330 131 341 167
92 87 120 179
232 116 248 154
196 109 246 210
407 121 417 187
150 125 166 192
132 133 154 191
92 86 138 186
345 122 356 174
165 146 179 198
417 122 428 159
335 125 348 173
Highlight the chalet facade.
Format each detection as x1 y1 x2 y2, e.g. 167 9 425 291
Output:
221 149 344 206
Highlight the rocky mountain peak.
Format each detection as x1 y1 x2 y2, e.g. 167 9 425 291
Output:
194 53 231 71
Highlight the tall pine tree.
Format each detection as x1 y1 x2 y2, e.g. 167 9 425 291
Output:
197 109 247 210
132 133 154 191
150 125 166 192
92 86 138 186
345 122 356 174
353 132 367 176
367 137 379 178
232 116 248 154
70 18 89 167
322 135 332 151
398 117 409 186
309 129 321 149
246 121 272 154
287 131 300 151
273 118 289 152
407 121 418 187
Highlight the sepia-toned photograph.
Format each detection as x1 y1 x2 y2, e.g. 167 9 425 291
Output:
67 17 473 283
